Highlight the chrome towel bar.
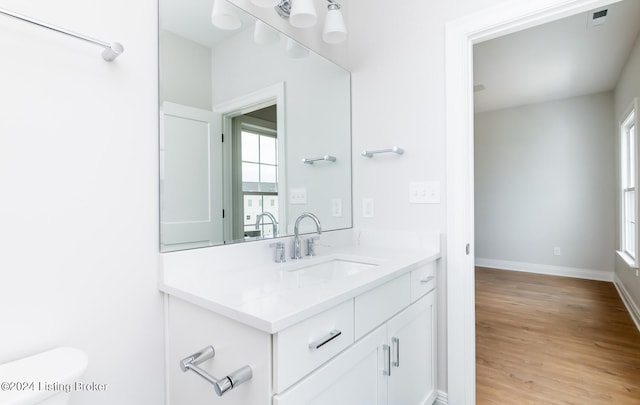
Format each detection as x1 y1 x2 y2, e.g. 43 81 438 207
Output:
0 7 124 61
361 146 404 158
302 155 337 164
180 346 253 397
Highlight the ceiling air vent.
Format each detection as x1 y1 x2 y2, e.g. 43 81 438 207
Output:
589 9 608 27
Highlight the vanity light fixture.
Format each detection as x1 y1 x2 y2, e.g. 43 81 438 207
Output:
289 0 318 28
322 1 347 43
252 0 348 44
211 0 242 30
254 20 280 44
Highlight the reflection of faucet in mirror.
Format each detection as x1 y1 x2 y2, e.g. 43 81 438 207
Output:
255 212 278 238
291 213 322 260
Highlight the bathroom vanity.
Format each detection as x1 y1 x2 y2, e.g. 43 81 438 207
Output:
160 233 439 404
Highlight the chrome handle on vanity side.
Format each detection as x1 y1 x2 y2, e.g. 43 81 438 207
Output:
180 346 253 397
420 276 435 284
305 236 321 257
308 329 342 350
383 344 391 376
269 242 287 263
392 337 400 368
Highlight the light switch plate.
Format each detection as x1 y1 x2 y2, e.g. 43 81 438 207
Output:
409 181 440 204
290 188 307 204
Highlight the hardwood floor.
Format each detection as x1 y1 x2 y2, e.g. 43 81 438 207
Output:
476 267 640 404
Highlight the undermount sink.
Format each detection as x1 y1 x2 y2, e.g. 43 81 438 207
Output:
283 256 380 287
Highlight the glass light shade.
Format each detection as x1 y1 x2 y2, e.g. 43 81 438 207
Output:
250 0 281 7
289 0 317 28
285 38 309 58
254 21 280 45
211 0 241 30
322 8 347 43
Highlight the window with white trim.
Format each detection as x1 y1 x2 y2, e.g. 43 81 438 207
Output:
620 99 638 266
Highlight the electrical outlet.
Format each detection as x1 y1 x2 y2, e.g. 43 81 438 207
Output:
332 198 343 217
362 198 374 218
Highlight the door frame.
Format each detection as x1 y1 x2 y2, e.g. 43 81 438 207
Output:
444 0 621 402
214 82 287 241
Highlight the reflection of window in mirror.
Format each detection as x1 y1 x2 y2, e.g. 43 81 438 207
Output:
231 105 278 240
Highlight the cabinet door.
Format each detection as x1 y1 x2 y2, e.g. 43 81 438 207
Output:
386 292 436 405
274 326 387 405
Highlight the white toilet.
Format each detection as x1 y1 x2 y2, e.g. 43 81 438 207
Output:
0 347 88 405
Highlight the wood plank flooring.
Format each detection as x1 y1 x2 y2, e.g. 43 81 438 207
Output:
476 267 640 404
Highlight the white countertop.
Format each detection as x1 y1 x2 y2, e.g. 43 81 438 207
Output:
160 242 439 334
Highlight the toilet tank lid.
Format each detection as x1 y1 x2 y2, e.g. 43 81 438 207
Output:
0 347 88 404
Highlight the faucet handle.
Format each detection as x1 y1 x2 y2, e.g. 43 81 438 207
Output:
269 242 286 263
305 236 321 257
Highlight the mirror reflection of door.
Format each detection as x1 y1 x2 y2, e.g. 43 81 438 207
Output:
160 102 223 249
231 105 278 240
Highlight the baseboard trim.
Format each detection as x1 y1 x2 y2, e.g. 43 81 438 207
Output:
475 258 613 282
613 273 640 333
434 390 448 405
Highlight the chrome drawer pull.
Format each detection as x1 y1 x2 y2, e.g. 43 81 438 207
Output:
308 329 342 350
392 337 400 368
383 344 391 376
420 276 435 284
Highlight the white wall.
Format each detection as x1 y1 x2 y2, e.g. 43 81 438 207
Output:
614 33 640 309
475 93 616 278
160 30 212 110
347 0 507 395
0 0 163 404
212 26 352 233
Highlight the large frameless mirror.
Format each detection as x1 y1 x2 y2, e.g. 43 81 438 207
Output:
159 0 352 252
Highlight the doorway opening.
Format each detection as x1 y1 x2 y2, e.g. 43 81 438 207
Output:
445 0 624 402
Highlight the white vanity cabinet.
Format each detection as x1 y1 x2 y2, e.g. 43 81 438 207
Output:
386 291 436 404
274 282 436 405
164 260 437 405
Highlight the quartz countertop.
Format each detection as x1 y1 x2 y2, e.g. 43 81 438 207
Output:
159 232 440 334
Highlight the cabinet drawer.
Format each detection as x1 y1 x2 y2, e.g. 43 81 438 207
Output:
410 262 436 302
354 273 411 340
273 299 354 392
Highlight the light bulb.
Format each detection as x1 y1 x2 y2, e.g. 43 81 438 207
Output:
289 0 317 28
211 0 241 30
254 21 280 45
322 5 347 43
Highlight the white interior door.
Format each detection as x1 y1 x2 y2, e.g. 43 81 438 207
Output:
160 102 223 248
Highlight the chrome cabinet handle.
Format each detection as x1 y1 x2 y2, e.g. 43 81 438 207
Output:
383 344 391 376
420 275 435 284
308 329 342 350
180 346 253 397
392 337 400 368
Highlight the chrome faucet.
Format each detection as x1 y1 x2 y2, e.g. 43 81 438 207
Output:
255 212 278 238
292 212 322 260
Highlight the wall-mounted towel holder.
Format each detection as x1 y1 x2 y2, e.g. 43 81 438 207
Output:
0 7 124 61
180 346 253 397
361 146 404 158
302 155 337 164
